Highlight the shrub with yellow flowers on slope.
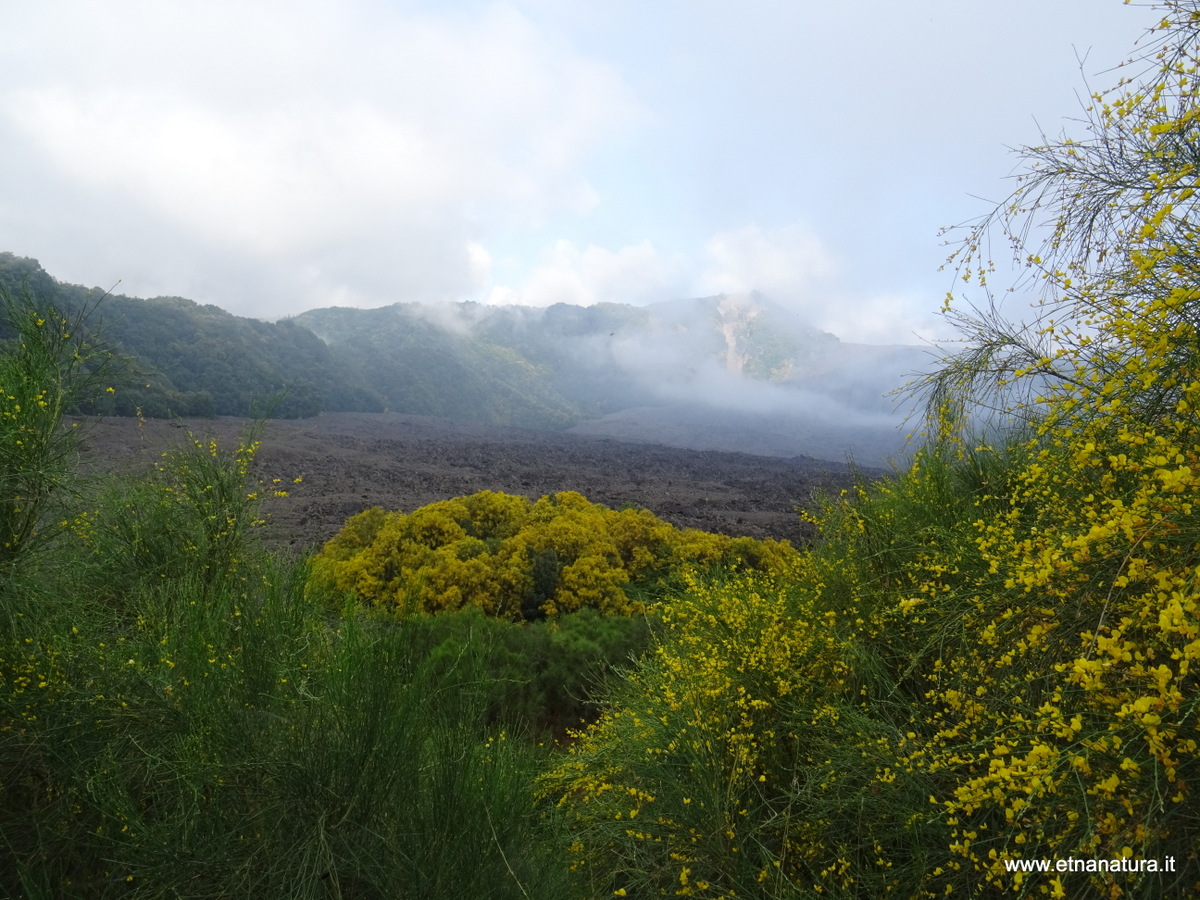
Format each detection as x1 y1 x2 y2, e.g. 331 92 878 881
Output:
310 490 798 620
901 2 1200 891
544 4 1200 897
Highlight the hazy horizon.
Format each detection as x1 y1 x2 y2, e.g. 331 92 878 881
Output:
0 2 1162 345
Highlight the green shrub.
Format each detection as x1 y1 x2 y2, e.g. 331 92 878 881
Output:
390 605 656 739
0 284 115 575
311 489 799 620
1 420 576 898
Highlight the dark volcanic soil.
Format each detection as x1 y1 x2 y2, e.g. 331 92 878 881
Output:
73 412 882 552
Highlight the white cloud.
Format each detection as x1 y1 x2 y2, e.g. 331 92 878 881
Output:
696 220 835 319
467 242 493 287
694 224 958 344
696 222 837 305
0 1 641 316
819 291 953 346
488 238 684 307
483 224 947 346
0 0 1157 338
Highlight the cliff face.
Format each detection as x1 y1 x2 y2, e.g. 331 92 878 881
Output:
716 292 751 376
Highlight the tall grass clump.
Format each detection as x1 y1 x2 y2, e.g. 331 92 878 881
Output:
374 604 656 739
5 546 572 897
76 421 276 605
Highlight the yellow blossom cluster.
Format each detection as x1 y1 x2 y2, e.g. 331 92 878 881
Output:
311 490 798 620
543 5 1200 895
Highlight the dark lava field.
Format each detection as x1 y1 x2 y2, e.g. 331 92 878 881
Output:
74 411 887 552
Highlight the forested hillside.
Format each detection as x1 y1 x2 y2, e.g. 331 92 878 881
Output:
0 253 923 451
0 253 382 418
293 292 921 424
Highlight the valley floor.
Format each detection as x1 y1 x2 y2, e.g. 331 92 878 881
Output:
72 411 876 551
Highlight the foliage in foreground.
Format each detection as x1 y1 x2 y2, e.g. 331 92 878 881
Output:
311 490 799 620
0 285 115 572
9 6 1200 898
544 436 1199 897
3 556 573 898
542 5 1200 897
0 287 578 897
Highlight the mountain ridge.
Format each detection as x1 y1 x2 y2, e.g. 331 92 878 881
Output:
1 252 927 465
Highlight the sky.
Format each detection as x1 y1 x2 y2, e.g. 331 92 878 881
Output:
0 1 1166 344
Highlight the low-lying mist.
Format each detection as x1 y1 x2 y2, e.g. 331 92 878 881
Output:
300 290 932 468
573 339 925 468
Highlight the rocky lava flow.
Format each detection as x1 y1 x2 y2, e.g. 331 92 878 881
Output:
74 412 879 552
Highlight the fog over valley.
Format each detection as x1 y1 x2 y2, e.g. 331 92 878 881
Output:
0 2 1156 346
2 253 923 467
0 1 1155 470
294 288 929 466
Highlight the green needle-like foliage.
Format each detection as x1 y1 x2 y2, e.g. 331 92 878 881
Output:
0 285 116 575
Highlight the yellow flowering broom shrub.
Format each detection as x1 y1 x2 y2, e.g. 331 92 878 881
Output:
0 286 115 573
896 427 1200 896
311 490 798 620
905 4 1200 889
539 456 980 899
544 4 1200 897
543 424 1199 897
